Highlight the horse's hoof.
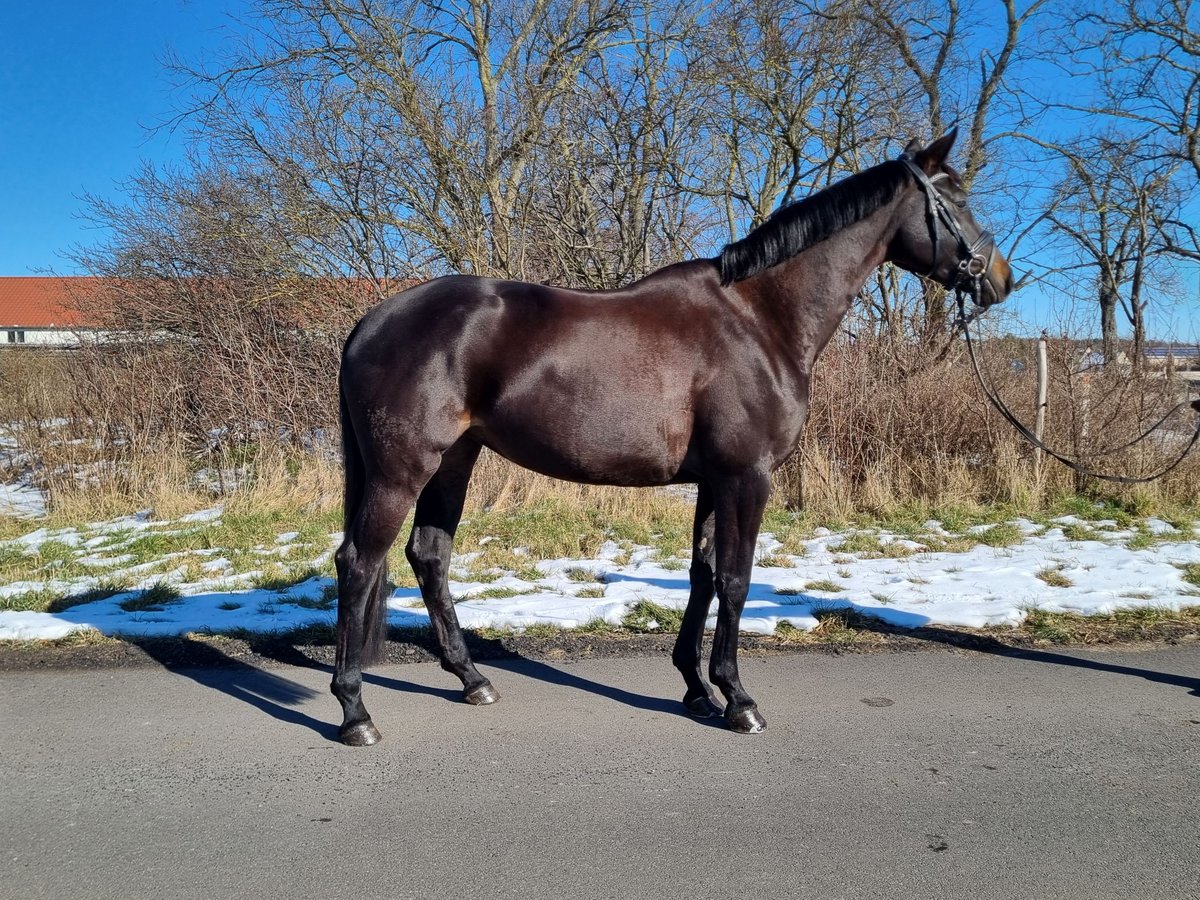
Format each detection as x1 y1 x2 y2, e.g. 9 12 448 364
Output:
464 682 499 705
339 720 382 746
684 693 723 718
726 704 767 734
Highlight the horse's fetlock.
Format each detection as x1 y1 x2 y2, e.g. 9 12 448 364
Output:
439 651 470 673
330 673 361 699
710 657 739 688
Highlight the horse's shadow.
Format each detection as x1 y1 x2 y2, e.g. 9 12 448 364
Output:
898 623 1200 698
128 572 1199 744
605 573 1200 698
127 627 720 744
127 637 341 741
484 656 710 720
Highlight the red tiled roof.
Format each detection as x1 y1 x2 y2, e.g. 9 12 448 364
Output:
0 277 98 328
0 276 411 330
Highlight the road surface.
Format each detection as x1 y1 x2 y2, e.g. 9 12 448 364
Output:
2 644 1198 899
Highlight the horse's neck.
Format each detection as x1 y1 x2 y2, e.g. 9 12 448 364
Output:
740 200 899 366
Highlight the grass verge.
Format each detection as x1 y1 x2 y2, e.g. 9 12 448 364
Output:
1019 606 1200 645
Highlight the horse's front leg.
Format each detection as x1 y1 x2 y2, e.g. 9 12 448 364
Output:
672 483 722 718
709 469 771 734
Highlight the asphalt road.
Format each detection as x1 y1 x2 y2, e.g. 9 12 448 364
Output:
2 644 1199 900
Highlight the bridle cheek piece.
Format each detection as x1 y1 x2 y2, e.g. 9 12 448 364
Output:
899 154 995 311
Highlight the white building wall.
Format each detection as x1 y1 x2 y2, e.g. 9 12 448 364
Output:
1 328 84 348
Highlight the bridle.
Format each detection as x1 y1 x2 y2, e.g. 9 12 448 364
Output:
900 152 1200 485
899 153 996 309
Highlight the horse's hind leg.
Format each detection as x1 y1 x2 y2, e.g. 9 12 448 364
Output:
672 483 723 718
333 481 413 746
406 438 498 705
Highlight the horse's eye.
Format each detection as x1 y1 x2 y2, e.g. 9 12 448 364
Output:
955 199 968 210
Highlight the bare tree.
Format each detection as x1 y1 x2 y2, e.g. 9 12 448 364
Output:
178 0 640 280
683 0 946 252
846 0 1049 337
1071 0 1200 184
515 0 716 286
1036 135 1184 363
70 160 374 445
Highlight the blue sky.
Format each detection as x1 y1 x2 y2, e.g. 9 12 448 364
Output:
1 2 1196 341
0 0 248 275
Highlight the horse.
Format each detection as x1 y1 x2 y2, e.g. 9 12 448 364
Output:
332 129 1013 745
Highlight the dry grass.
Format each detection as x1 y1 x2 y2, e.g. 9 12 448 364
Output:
1018 606 1200 645
7 330 1200 538
465 450 693 536
789 336 1200 515
1035 566 1074 588
30 438 344 529
774 607 891 649
622 600 685 633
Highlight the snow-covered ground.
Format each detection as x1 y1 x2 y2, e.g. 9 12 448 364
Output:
0 483 45 518
2 504 1199 642
0 427 46 518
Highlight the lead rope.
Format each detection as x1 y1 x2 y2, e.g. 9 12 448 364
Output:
955 289 1200 484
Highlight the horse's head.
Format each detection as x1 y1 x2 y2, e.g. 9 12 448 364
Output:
889 129 1013 311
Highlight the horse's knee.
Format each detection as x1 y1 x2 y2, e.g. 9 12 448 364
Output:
715 573 749 604
404 530 425 569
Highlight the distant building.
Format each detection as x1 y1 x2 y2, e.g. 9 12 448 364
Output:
1144 344 1200 368
0 277 101 348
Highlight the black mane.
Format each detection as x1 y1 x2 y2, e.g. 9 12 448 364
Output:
716 161 909 285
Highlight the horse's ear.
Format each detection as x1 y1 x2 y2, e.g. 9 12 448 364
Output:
902 137 921 157
914 127 958 173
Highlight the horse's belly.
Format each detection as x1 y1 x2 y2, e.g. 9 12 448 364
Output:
474 403 691 487
468 335 700 485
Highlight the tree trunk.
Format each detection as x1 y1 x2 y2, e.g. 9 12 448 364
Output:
922 282 949 342
1099 282 1119 366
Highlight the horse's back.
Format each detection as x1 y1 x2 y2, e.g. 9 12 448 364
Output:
344 267 724 385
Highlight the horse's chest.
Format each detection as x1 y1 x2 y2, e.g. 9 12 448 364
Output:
694 367 809 467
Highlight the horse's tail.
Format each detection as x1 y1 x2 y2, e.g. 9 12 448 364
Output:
339 371 388 667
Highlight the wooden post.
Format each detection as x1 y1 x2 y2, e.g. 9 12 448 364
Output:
1035 334 1048 483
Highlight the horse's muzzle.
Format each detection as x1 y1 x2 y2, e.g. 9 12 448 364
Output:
981 257 1014 307
966 235 1013 308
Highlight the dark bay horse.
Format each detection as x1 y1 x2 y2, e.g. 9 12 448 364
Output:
333 130 1013 745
